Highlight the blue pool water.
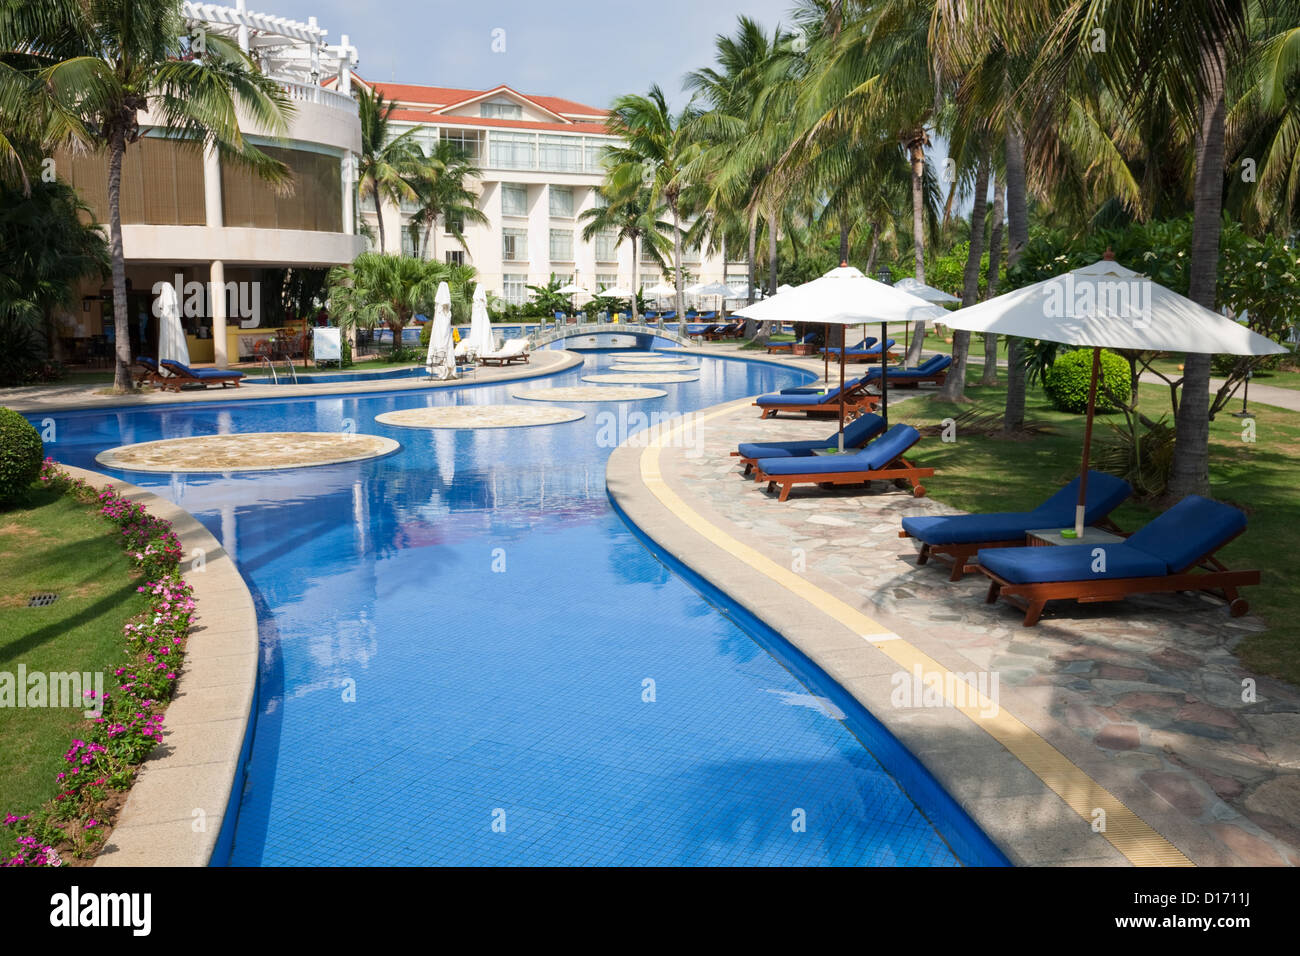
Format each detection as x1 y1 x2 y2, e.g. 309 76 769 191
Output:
38 349 1002 866
246 366 431 385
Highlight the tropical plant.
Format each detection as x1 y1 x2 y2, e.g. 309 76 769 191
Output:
2 0 294 391
356 85 422 255
405 139 487 260
0 408 42 507
327 254 475 358
579 180 670 320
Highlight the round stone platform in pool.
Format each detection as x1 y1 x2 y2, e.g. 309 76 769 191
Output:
375 405 585 429
95 432 400 473
609 363 699 373
582 372 700 385
510 385 668 402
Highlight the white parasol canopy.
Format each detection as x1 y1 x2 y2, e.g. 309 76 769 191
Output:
597 285 634 298
893 276 960 305
155 281 190 366
943 256 1287 534
463 285 494 357
425 281 457 380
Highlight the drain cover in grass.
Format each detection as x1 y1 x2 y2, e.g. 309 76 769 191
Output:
27 593 58 607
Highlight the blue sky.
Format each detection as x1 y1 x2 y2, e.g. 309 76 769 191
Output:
270 0 794 108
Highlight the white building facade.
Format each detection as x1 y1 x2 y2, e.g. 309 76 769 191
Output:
353 79 745 305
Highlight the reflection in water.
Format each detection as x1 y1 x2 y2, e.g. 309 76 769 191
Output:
40 350 976 867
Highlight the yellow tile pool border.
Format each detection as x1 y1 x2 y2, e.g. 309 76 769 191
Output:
637 401 1192 867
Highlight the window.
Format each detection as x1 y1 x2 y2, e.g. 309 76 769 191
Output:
594 230 619 262
445 212 464 235
481 99 523 120
502 274 527 305
445 250 464 266
500 183 528 217
539 135 583 172
489 132 536 170
584 140 607 172
400 228 418 257
549 186 574 218
597 274 619 290
549 228 574 261
439 128 483 161
502 227 528 261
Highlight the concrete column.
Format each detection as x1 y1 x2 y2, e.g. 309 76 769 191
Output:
341 153 354 235
235 0 249 53
203 140 222 227
210 259 228 368
339 36 352 93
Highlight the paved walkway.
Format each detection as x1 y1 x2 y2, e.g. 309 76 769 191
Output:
0 349 580 414
608 355 1300 866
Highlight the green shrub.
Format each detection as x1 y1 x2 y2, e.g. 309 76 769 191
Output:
1043 348 1130 414
0 408 44 507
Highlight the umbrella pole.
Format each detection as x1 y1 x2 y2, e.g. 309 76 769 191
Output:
1076 347 1102 537
880 321 889 430
839 345 846 452
824 322 830 383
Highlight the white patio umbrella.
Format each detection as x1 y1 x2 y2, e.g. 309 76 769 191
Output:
690 281 735 315
464 285 494 358
425 281 457 380
893 277 960 304
735 265 946 449
942 255 1288 536
155 281 190 366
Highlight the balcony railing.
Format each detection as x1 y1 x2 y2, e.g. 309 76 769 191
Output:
280 80 358 116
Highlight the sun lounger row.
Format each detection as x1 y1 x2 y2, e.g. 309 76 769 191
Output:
823 338 896 361
865 353 952 386
135 357 245 391
753 376 880 419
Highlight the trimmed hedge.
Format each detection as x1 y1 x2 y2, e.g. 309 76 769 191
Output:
0 408 43 507
1043 348 1131 414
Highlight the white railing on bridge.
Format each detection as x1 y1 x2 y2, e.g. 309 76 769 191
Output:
529 321 698 348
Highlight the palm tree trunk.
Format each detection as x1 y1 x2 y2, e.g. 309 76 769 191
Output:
1002 121 1030 434
767 199 778 295
672 205 683 323
1169 39 1227 501
372 189 386 253
746 212 758 305
864 223 880 274
906 133 928 365
839 218 850 262
424 217 436 261
981 170 1005 385
108 128 132 391
940 153 989 401
631 234 640 323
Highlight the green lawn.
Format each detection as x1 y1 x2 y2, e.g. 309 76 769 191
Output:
0 484 149 854
900 378 1300 685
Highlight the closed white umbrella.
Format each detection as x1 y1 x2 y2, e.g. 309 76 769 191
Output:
943 255 1287 535
155 282 190 366
464 285 494 357
736 265 946 448
425 281 457 380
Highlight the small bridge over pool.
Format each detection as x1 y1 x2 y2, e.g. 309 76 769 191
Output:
528 321 698 350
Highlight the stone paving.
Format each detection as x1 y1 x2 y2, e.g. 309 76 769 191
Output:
510 385 668 402
374 404 584 429
660 396 1300 865
582 372 700 385
95 432 399 472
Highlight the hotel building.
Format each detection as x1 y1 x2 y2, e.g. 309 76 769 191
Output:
56 2 364 368
352 78 748 305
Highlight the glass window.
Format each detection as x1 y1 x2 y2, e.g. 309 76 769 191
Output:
549 228 574 261
594 230 618 262
500 183 528 217
502 227 528 261
539 135 583 172
584 139 607 172
596 274 618 290
439 128 482 161
549 186 574 218
502 274 527 305
489 132 536 170
481 100 523 120
445 250 464 266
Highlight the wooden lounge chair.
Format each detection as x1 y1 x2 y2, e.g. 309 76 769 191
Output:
824 338 896 363
976 495 1260 626
732 413 887 476
688 324 722 340
751 423 933 501
766 332 819 354
478 338 530 366
866 353 952 388
158 359 244 390
899 471 1133 580
133 357 173 389
753 377 881 419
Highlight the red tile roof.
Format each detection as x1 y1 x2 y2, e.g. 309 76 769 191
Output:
387 109 612 135
354 76 607 121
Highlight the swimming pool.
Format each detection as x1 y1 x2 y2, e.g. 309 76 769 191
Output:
39 349 1005 866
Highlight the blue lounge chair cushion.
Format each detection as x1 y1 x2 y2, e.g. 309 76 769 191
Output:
901 471 1132 545
978 543 1168 583
137 357 160 370
1124 495 1247 573
738 414 886 460
758 383 857 406
161 360 244 380
839 338 895 357
780 375 864 395
756 424 920 475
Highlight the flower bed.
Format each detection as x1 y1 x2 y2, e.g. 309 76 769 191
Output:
2 460 195 866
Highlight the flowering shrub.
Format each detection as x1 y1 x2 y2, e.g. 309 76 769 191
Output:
4 461 195 865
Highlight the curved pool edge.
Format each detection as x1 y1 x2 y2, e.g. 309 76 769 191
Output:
59 466 259 868
603 396 1139 867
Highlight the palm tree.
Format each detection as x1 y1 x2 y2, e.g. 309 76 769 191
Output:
406 140 487 261
3 0 293 390
579 180 670 321
356 85 422 255
327 253 474 356
605 86 699 321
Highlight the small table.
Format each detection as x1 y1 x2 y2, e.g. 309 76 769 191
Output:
1025 527 1126 547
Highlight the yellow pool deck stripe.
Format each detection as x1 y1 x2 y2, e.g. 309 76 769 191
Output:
639 402 1192 867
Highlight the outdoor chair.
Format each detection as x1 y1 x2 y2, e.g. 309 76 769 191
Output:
750 423 933 500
